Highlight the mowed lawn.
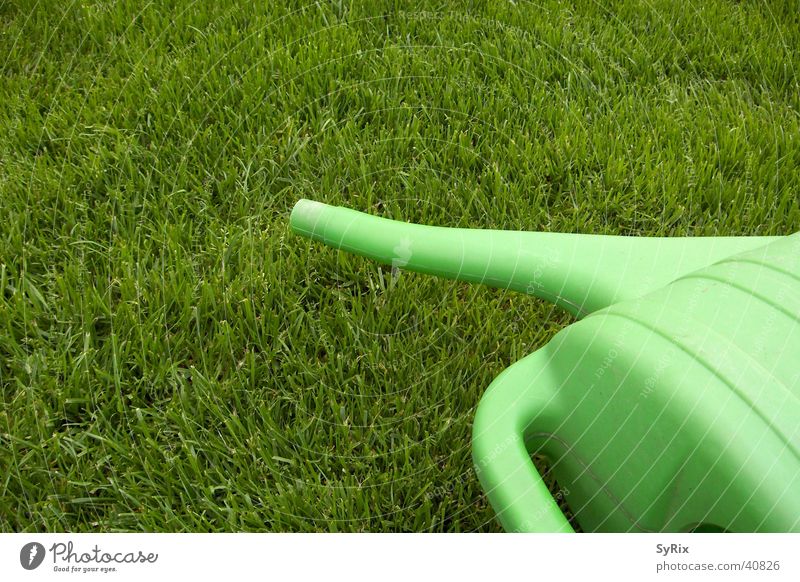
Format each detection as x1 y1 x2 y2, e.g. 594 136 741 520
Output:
1 0 798 532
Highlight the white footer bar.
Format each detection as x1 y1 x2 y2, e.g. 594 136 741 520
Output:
1 533 796 581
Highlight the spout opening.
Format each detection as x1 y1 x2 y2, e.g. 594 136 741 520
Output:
290 198 328 235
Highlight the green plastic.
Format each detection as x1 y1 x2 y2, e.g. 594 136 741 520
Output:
290 198 800 532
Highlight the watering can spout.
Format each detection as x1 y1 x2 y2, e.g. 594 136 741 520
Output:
290 199 780 316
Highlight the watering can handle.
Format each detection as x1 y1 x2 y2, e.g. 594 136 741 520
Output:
472 350 575 532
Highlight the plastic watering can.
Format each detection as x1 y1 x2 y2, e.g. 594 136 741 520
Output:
289 198 800 533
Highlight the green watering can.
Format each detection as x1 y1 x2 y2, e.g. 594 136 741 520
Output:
289 198 800 533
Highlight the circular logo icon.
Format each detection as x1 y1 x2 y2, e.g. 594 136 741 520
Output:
20 542 46 570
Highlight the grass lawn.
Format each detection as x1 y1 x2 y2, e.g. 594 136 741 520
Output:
1 0 798 532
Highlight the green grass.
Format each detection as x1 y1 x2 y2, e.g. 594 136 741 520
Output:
1 0 798 532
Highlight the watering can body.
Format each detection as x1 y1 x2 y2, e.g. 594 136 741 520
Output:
474 233 800 532
290 199 800 532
